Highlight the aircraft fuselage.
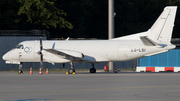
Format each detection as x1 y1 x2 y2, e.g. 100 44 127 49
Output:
3 40 166 64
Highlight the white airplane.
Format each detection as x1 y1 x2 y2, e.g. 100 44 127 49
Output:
2 6 177 74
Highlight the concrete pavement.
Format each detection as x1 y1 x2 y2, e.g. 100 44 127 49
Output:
0 71 180 101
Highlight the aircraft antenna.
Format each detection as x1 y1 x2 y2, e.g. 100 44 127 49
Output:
66 37 70 41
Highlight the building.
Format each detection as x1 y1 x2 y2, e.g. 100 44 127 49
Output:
137 39 180 72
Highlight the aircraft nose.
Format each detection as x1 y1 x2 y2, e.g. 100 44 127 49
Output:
2 53 7 60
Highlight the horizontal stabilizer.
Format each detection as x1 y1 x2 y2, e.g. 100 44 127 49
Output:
140 36 161 47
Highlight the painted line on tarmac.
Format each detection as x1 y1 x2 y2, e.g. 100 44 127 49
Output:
1 84 180 96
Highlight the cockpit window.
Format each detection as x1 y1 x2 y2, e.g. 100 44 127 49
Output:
14 44 24 49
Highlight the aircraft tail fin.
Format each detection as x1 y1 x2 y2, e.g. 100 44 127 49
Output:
148 6 177 43
113 6 177 44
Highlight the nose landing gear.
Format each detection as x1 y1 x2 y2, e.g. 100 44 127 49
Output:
17 62 23 74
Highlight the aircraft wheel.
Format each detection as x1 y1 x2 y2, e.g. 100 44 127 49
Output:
17 70 23 74
90 68 96 73
68 69 75 74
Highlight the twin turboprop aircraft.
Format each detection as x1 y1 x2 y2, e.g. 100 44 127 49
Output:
2 6 177 74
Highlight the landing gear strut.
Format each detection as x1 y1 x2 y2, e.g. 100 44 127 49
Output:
63 63 65 68
68 62 75 74
17 62 23 74
90 63 96 73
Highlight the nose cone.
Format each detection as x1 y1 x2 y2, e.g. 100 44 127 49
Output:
2 53 7 60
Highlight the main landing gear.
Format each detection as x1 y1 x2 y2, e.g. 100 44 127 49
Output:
17 62 23 74
67 62 96 74
68 62 75 74
90 63 96 73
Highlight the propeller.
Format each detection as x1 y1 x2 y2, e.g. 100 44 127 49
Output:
40 37 43 69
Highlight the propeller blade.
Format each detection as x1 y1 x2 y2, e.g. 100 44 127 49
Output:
40 37 43 51
40 53 43 68
40 37 43 69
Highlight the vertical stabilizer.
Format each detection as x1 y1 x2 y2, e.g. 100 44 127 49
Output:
149 6 177 43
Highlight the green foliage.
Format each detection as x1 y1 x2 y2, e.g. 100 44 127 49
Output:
17 0 73 29
167 0 180 5
1 0 180 38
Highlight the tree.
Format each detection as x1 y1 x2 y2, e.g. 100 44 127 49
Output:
0 0 73 30
1 0 180 39
17 0 73 29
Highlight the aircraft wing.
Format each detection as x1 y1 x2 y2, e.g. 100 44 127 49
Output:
43 49 86 63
